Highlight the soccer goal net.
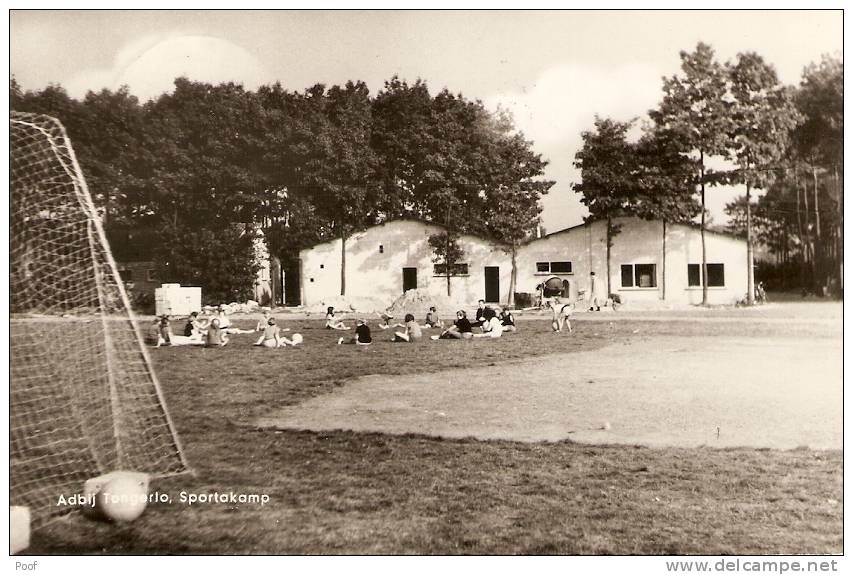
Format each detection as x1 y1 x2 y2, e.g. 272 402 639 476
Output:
10 112 189 528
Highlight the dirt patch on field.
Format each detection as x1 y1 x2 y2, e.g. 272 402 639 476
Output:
256 336 842 449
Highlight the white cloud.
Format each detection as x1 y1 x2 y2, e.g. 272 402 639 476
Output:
485 63 665 231
64 35 270 101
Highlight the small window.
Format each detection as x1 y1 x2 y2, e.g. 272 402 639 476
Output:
635 264 656 287
688 264 701 287
536 261 573 274
687 263 725 287
621 265 634 288
320 264 324 269
707 264 725 287
621 264 656 288
309 278 314 283
147 269 158 282
118 268 133 282
434 263 469 276
379 244 384 254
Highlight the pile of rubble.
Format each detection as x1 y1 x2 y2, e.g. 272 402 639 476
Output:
201 300 269 315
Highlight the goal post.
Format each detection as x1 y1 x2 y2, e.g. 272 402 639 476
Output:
10 111 190 529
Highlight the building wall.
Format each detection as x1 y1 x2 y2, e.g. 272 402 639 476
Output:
299 220 511 306
515 218 748 306
300 218 749 307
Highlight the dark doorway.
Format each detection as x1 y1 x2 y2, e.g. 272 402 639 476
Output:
284 260 301 306
403 267 417 292
484 266 500 303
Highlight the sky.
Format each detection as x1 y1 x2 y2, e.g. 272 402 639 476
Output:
10 9 842 232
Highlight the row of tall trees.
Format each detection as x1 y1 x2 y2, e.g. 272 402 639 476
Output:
573 44 841 302
11 76 553 303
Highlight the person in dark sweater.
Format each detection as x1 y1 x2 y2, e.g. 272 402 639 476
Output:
434 310 474 340
339 319 373 346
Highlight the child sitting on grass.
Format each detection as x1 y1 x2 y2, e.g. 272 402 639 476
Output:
205 318 229 347
325 306 350 330
423 306 443 329
392 313 422 343
433 310 474 340
473 308 503 339
338 319 373 345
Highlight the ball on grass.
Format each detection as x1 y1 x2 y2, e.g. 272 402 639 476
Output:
95 474 149 522
291 333 303 345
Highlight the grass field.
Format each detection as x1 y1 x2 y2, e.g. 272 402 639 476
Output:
26 302 842 554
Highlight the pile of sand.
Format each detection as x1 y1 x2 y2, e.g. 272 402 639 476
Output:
384 289 470 318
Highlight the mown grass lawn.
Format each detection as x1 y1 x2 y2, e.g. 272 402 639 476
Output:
28 312 842 554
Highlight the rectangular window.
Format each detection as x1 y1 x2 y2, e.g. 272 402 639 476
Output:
118 268 133 282
688 264 701 287
621 265 634 288
621 264 657 288
536 261 573 274
147 269 159 282
707 264 725 287
687 263 725 287
433 263 469 276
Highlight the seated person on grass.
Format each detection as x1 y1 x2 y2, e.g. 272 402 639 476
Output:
146 318 163 346
325 306 350 330
255 310 290 334
423 306 443 329
472 299 488 327
205 318 229 347
254 317 298 348
433 310 474 340
376 312 395 329
392 313 423 343
339 319 373 345
499 307 517 332
473 308 503 339
216 306 254 335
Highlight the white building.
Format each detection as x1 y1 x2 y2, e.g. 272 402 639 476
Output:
297 220 511 307
515 217 748 306
294 217 748 308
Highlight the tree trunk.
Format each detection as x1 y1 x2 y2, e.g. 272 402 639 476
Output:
605 216 612 296
795 172 807 290
661 220 666 301
508 244 518 306
746 171 754 305
835 166 843 294
340 226 346 296
813 166 822 293
700 151 708 306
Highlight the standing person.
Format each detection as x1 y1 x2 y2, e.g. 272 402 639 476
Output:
434 310 474 340
392 313 423 343
325 306 350 330
588 272 601 312
473 308 503 338
424 306 443 329
499 307 517 332
339 319 373 346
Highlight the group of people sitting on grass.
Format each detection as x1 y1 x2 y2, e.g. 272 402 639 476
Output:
146 307 302 349
329 300 518 346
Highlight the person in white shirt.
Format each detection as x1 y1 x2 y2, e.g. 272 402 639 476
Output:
473 308 503 339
